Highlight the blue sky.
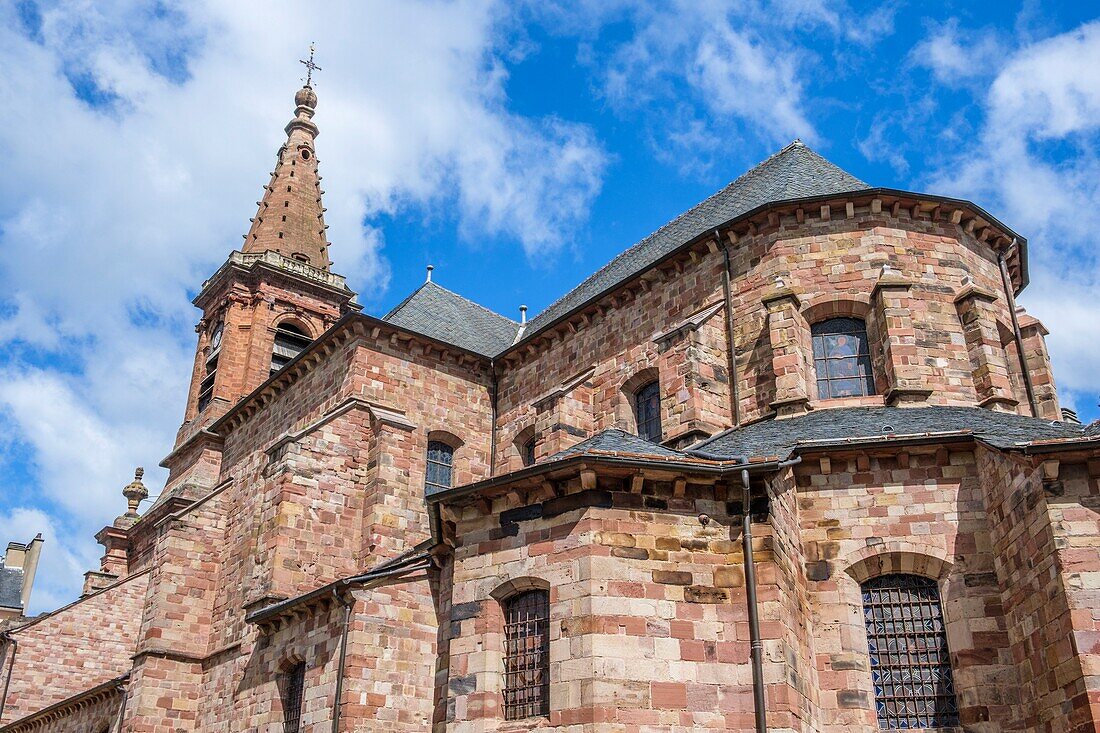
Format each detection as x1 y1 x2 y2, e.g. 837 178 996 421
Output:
2 0 1099 612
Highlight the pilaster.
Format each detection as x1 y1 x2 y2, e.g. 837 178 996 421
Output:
954 284 1018 412
872 273 931 406
763 287 811 417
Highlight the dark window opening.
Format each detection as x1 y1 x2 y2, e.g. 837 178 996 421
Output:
425 440 454 493
522 438 537 467
862 574 958 729
634 380 662 443
812 317 875 399
197 325 221 412
503 589 550 720
282 662 305 733
271 323 311 375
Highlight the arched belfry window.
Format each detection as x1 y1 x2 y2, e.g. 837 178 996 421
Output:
862 574 958 728
503 589 550 720
425 440 455 493
634 380 662 443
271 322 312 375
812 317 875 399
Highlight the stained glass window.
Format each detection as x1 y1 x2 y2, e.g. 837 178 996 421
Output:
812 318 875 399
634 380 663 443
503 589 550 720
862 574 959 729
282 662 305 733
425 440 454 493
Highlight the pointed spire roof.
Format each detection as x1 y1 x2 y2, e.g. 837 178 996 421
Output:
242 83 331 270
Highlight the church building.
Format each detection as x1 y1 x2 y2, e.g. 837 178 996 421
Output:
1 74 1099 733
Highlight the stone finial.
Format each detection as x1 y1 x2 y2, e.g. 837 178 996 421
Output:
122 467 148 517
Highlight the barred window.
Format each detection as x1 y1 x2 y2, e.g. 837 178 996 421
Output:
425 441 454 493
282 662 306 733
634 380 662 443
812 317 875 399
862 574 959 729
503 589 550 720
271 322 312 375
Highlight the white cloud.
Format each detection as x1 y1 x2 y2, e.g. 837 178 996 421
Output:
0 0 607 606
927 20 1100 411
0 507 96 615
910 19 1004 87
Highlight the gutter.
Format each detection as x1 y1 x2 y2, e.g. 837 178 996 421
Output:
501 186 1029 356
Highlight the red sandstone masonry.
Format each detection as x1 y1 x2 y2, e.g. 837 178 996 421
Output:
0 571 148 725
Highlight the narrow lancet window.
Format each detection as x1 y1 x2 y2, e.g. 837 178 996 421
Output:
425 440 454 493
282 662 306 733
634 380 662 443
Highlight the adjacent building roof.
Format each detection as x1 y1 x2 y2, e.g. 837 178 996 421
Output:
549 428 689 460
691 406 1089 461
383 281 520 357
382 141 868 356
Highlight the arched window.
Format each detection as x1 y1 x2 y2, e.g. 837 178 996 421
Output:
634 380 662 443
503 589 550 720
271 322 312 375
522 437 537 467
812 317 875 399
425 440 454 493
198 322 223 412
862 574 958 728
281 662 306 733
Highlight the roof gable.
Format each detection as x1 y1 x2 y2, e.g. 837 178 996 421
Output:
383 281 520 357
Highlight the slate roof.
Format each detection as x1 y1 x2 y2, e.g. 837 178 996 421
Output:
549 428 689 461
691 406 1090 461
524 141 868 335
0 564 23 610
383 281 520 357
381 141 867 356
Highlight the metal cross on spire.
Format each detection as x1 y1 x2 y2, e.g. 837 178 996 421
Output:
300 43 321 87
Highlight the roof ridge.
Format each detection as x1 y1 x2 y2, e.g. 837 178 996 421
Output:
523 142 866 334
418 281 519 326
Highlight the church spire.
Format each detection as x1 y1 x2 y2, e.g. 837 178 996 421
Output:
242 64 331 270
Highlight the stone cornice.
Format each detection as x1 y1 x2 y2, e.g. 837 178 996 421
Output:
0 675 127 732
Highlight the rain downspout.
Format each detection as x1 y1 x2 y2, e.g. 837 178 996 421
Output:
683 452 803 733
489 358 499 477
998 243 1038 417
331 591 353 733
715 229 742 428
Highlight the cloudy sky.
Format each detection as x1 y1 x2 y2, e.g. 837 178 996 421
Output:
1 0 1098 612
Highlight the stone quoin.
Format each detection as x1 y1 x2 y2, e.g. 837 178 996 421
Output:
1 72 1098 733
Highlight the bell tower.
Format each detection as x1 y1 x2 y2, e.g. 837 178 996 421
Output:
177 69 359 443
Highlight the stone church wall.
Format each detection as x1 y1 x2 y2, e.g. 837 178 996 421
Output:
0 571 148 725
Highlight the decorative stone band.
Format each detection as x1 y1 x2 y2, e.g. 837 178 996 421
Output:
225 250 348 290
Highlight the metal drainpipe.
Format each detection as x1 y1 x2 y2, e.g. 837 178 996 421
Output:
489 359 498 477
741 466 767 733
331 591 354 733
0 632 16 722
715 229 742 428
998 245 1039 417
112 680 129 733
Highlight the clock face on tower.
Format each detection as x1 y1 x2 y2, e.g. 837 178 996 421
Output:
210 323 223 352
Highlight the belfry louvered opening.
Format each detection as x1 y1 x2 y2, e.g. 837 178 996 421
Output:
862 574 959 729
271 322 312 375
503 589 550 720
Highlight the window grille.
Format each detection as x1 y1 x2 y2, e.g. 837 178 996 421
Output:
282 662 306 733
812 317 875 399
271 323 312 375
503 589 550 720
634 380 662 443
862 574 959 729
425 441 454 493
522 438 536 467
